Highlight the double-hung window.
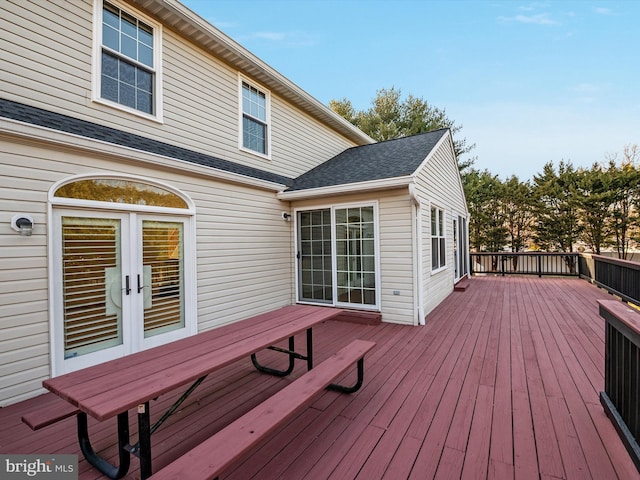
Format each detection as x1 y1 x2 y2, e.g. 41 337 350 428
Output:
94 1 162 119
431 206 446 271
240 79 270 157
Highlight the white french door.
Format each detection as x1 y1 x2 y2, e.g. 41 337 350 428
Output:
52 209 192 374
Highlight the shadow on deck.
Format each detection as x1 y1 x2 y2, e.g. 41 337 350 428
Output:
1 277 639 479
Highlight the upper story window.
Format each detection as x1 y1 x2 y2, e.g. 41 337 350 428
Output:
431 206 446 271
240 78 270 157
93 1 163 120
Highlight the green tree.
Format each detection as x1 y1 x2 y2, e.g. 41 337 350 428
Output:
502 176 534 253
462 168 507 253
607 145 640 259
330 87 475 170
576 164 614 254
532 161 581 271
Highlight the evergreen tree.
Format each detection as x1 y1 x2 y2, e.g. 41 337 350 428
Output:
532 161 581 271
577 164 614 254
330 87 475 170
607 146 640 259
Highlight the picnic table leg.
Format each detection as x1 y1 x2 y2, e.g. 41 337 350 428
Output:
138 402 152 480
250 328 315 375
328 357 366 394
251 336 296 376
77 411 131 479
306 327 313 370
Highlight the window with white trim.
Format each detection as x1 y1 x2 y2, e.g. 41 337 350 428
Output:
94 1 162 118
431 206 446 271
240 79 270 156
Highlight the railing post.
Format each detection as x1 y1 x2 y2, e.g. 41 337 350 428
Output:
598 300 640 473
537 254 542 277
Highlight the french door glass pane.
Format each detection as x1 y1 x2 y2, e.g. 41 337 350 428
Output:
298 209 332 303
62 217 123 358
335 206 376 306
142 220 185 337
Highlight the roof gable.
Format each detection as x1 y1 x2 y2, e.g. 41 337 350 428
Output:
287 129 450 192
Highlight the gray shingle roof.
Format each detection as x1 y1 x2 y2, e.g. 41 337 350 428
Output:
1 98 451 194
286 129 450 191
0 98 294 187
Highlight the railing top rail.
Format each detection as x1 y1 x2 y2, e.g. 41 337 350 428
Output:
588 253 640 271
471 252 578 256
598 299 640 341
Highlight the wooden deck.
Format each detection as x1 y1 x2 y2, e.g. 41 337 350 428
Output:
1 276 639 479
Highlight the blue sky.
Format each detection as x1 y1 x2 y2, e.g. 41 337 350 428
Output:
180 0 639 181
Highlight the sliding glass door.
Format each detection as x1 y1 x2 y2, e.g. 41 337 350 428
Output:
297 204 379 309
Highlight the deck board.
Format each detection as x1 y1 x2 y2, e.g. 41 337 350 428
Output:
1 277 639 479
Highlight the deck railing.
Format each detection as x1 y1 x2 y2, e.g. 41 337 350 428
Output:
598 300 640 472
470 252 579 277
579 253 640 306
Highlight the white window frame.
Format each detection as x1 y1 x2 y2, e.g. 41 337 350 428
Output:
47 173 196 376
238 75 271 159
92 0 163 122
431 205 446 273
294 201 381 311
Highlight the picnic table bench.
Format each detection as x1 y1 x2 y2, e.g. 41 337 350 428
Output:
28 305 374 479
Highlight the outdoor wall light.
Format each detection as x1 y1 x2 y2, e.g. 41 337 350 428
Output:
11 214 34 236
282 212 292 221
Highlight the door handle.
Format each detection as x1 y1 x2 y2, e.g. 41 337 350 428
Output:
125 275 131 295
137 274 144 293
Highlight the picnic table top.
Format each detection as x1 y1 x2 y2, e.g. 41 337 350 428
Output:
44 305 341 421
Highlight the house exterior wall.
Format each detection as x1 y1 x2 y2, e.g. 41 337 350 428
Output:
0 133 296 405
1 0 356 178
0 0 367 406
414 134 469 318
292 188 416 326
0 0 469 407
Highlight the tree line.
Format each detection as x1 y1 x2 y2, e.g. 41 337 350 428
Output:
464 145 640 259
331 87 639 259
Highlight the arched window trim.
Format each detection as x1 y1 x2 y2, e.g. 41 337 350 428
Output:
49 173 196 214
47 173 197 376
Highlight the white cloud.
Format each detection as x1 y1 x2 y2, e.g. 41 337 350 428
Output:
253 32 288 41
240 31 318 47
498 13 559 25
593 7 614 15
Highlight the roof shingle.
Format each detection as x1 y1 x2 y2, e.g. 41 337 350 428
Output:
286 129 450 191
0 98 294 187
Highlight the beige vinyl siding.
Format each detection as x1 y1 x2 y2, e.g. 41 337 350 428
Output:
414 135 468 317
0 0 356 179
0 135 294 406
1 139 53 405
292 188 416 325
376 192 416 325
2 0 93 110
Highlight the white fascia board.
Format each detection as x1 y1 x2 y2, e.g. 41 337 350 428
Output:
277 175 414 200
0 118 288 192
138 0 373 146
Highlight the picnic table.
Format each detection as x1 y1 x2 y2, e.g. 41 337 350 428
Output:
40 304 347 479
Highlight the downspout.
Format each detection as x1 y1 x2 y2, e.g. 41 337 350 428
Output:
409 183 426 325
